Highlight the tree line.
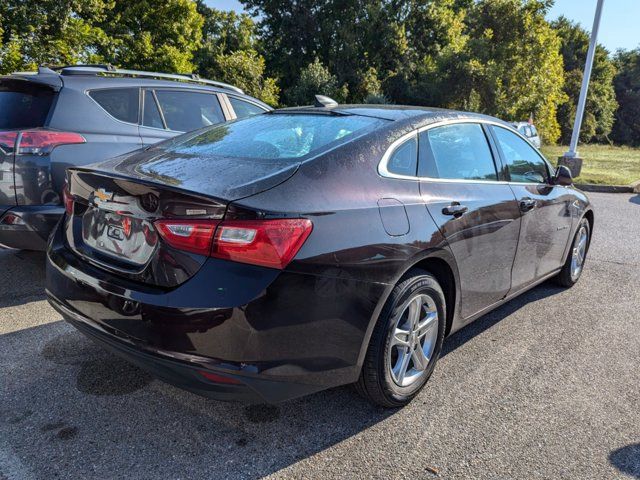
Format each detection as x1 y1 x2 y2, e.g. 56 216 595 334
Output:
1 0 638 146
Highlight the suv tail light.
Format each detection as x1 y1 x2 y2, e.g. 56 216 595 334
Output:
154 218 313 269
0 130 85 155
0 131 18 151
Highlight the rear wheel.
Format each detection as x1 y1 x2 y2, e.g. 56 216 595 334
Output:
355 270 445 407
556 217 590 287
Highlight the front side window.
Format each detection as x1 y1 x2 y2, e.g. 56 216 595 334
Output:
492 126 549 184
229 97 266 119
155 90 225 132
386 136 418 176
89 88 139 124
165 113 386 161
418 123 497 181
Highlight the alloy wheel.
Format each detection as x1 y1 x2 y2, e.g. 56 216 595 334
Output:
570 225 589 281
387 293 439 387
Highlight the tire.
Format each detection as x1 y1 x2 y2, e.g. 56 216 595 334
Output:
555 217 590 288
355 269 446 408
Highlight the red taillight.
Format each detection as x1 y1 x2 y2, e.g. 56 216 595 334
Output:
153 218 313 269
155 220 219 256
0 131 18 151
0 213 25 225
62 183 73 215
0 130 85 155
18 130 85 155
198 370 242 385
211 219 313 269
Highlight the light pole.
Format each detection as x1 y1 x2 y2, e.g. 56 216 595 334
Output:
559 0 605 177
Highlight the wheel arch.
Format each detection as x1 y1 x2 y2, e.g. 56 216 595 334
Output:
410 256 457 337
356 248 461 371
583 208 594 238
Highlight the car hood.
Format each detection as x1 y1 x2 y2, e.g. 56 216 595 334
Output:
83 145 300 202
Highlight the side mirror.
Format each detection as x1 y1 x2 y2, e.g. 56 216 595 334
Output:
553 165 573 186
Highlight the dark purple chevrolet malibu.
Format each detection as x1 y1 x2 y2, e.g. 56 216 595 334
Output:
46 102 592 407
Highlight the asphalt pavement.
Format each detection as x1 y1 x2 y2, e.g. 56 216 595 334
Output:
1 192 639 479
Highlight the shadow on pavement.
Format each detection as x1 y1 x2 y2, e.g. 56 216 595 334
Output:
2 323 394 479
630 194 640 205
0 278 568 479
610 443 640 479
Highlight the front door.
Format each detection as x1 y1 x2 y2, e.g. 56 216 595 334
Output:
418 123 521 319
489 125 573 291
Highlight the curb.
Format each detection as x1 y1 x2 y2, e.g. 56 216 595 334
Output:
575 183 635 193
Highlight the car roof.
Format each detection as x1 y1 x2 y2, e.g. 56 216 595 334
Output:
276 104 512 128
2 67 271 109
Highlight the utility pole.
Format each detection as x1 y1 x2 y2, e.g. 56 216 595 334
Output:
559 0 605 178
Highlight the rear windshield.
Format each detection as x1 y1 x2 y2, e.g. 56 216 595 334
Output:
0 81 55 129
164 113 387 160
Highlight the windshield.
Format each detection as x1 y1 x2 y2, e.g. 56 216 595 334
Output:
164 113 387 161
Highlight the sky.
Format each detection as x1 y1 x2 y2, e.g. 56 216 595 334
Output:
210 0 638 53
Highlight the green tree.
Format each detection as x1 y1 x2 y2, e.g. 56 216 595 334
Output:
0 0 109 73
95 0 203 73
242 0 403 102
383 0 469 106
452 0 566 144
285 58 348 106
552 17 617 143
212 50 279 105
194 3 279 105
611 49 640 146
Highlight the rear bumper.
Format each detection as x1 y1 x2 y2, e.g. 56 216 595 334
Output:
47 294 322 403
0 205 63 250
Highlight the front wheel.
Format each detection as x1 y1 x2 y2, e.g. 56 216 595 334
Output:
355 270 446 407
556 217 590 287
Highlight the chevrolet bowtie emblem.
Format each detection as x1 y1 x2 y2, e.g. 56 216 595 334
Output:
94 188 114 202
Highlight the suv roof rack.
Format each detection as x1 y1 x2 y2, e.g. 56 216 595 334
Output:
46 64 244 94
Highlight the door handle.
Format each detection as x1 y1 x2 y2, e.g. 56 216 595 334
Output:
442 203 468 217
520 198 537 212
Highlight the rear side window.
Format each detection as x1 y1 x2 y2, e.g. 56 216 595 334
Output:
386 137 418 176
419 123 497 181
165 113 386 160
229 97 266 119
0 81 55 129
155 90 224 132
89 88 139 124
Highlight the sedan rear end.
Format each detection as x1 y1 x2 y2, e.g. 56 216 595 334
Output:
46 112 388 403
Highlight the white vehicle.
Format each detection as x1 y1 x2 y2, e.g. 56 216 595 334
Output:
512 121 541 148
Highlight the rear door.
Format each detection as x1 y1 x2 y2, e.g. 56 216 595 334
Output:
489 125 573 291
139 89 227 145
417 122 521 319
0 79 57 211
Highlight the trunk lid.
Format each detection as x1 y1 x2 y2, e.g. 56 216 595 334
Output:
65 169 233 288
65 145 298 287
86 140 300 201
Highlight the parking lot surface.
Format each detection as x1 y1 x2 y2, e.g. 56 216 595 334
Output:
1 192 639 480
